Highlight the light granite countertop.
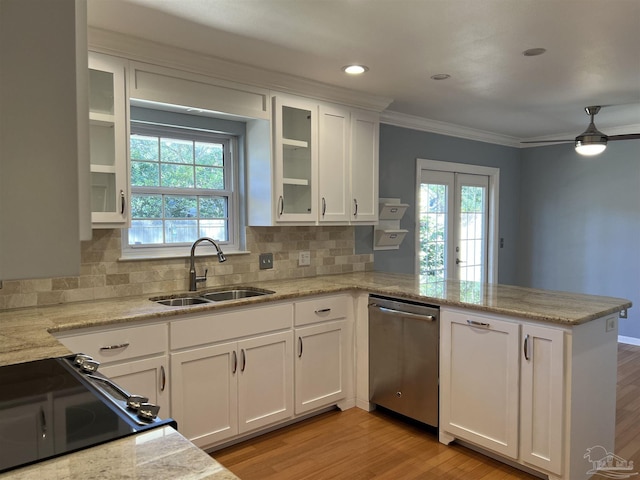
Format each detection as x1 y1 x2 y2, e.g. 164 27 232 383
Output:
0 271 632 368
0 271 632 479
0 426 239 480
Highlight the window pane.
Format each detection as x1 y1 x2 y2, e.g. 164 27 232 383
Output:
131 161 160 187
196 166 224 190
161 138 193 164
165 219 197 243
131 194 162 218
200 219 227 241
161 164 194 188
130 135 159 161
195 142 223 166
199 196 227 218
164 195 197 218
129 219 163 245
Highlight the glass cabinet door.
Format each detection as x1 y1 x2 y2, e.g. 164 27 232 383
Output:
273 95 317 222
88 52 128 227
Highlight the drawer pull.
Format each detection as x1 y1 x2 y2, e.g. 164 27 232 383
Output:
241 349 247 372
315 308 331 314
298 337 303 358
466 320 490 328
232 350 238 374
99 343 130 351
524 334 531 361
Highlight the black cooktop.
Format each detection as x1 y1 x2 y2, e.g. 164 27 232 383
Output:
0 357 173 474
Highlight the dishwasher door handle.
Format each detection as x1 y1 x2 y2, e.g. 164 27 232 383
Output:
370 304 436 322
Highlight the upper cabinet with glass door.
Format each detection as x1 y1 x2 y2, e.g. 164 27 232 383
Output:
88 52 128 228
273 95 318 223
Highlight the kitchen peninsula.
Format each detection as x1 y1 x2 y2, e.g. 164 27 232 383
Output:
0 272 631 480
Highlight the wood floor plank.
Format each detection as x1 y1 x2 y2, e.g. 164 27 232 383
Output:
213 343 640 479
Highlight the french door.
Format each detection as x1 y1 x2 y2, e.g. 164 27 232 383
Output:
418 163 496 291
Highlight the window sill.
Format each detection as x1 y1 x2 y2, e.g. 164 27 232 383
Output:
119 247 250 262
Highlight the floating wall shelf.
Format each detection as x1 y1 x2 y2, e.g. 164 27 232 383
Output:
374 198 410 250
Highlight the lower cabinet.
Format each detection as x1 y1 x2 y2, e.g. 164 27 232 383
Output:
440 307 567 478
99 356 169 415
295 320 347 414
171 330 294 448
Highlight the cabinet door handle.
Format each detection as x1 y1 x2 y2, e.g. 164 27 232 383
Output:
524 334 530 361
40 407 47 439
120 189 126 215
99 342 130 351
160 365 166 392
466 319 490 328
353 198 358 217
322 197 326 217
278 195 284 216
241 349 246 372
315 308 331 314
298 337 303 358
232 350 238 374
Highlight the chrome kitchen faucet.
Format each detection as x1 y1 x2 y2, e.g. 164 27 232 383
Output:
189 237 227 291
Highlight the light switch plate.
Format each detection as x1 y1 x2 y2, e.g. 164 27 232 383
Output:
259 253 273 270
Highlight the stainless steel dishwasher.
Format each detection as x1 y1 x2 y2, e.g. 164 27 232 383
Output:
368 295 439 428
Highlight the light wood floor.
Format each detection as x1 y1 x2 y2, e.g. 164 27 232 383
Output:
213 343 640 479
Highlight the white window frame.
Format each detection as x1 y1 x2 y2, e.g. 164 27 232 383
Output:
121 122 242 260
416 159 500 284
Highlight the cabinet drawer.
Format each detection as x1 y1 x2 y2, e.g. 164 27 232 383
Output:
171 303 293 350
294 295 350 326
57 323 168 363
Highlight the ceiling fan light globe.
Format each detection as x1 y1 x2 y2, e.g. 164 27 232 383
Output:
575 140 607 156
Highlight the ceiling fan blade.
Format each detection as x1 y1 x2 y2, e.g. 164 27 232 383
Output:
520 139 573 144
608 133 640 141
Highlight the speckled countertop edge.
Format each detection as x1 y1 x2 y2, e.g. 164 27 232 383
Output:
0 272 632 369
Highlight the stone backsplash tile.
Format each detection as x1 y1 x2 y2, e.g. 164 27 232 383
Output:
0 226 373 310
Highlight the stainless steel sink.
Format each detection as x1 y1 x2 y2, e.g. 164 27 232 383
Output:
156 297 212 306
153 287 274 306
199 288 275 302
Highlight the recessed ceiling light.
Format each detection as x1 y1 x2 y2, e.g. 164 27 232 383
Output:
523 48 547 57
430 74 451 80
342 65 369 75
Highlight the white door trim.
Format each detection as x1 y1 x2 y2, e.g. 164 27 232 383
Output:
416 159 500 284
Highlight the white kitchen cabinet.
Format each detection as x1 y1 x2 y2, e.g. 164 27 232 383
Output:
295 321 347 415
440 307 617 480
88 52 129 228
54 322 170 415
273 94 318 223
294 295 351 414
318 104 350 223
249 93 379 226
349 109 379 223
171 331 294 448
0 0 89 280
519 323 564 474
440 310 520 459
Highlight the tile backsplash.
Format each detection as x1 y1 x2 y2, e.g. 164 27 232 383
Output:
0 226 373 310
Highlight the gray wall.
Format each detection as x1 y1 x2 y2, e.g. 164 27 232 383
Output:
518 140 640 338
356 124 522 285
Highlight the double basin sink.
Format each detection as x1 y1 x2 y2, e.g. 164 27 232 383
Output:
154 287 275 307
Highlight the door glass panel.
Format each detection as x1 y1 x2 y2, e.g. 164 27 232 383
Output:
458 184 487 282
419 182 449 295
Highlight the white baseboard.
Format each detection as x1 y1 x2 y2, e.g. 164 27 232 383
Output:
618 335 640 346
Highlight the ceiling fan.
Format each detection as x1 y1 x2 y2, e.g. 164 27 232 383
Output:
522 106 640 156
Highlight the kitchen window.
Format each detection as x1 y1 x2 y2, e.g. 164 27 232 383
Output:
122 122 241 258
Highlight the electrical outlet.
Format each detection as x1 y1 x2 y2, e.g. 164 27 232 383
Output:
606 317 616 332
298 251 311 266
259 253 273 270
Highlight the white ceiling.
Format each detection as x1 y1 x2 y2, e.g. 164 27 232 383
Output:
88 0 640 142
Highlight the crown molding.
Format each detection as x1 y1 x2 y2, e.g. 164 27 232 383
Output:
380 110 521 148
88 27 393 113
